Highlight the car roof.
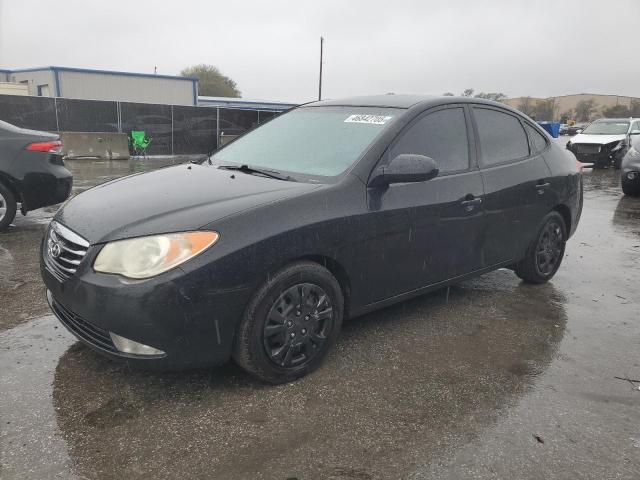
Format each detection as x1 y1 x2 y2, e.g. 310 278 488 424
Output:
303 94 513 110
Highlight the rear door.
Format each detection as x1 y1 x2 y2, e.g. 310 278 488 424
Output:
365 105 486 302
471 106 553 265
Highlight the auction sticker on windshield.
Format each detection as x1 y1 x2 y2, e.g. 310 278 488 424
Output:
344 114 393 125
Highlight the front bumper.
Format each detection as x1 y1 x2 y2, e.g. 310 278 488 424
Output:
41 240 253 370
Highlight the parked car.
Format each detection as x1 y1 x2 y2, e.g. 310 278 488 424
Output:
564 123 588 136
559 124 569 135
41 95 583 383
567 118 640 169
621 131 640 195
0 120 72 230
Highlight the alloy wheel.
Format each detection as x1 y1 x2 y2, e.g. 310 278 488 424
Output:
535 221 563 276
0 191 6 223
263 283 334 368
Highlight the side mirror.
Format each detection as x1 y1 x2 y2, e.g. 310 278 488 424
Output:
369 154 439 187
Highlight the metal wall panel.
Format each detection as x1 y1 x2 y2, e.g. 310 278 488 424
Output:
9 70 56 96
58 70 194 105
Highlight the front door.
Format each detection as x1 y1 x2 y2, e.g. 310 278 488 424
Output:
364 105 486 303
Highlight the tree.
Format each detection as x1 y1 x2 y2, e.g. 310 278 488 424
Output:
461 88 474 97
574 99 598 122
517 97 535 117
474 92 507 102
442 92 455 96
532 98 556 121
181 64 241 97
602 104 630 117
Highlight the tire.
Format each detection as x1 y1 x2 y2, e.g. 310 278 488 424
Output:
232 261 344 384
515 211 567 284
0 182 17 231
622 178 640 196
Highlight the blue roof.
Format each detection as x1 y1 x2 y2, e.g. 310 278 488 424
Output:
2 66 198 82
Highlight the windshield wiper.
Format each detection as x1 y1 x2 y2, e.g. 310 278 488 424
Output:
217 164 296 182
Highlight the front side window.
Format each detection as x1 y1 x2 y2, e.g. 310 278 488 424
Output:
211 106 399 178
473 108 529 166
581 121 630 135
388 107 470 173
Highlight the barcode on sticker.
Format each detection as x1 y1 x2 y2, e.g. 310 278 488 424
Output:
344 115 393 125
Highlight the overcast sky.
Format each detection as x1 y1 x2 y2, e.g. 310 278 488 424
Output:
1 0 638 103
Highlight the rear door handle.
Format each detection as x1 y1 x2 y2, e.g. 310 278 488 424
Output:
461 196 482 211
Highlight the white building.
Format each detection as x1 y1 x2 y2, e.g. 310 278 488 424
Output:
0 66 198 106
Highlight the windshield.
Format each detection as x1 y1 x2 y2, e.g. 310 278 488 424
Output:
581 121 629 135
211 106 399 178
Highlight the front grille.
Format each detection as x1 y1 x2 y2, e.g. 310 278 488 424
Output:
49 293 117 353
574 144 601 154
44 221 89 282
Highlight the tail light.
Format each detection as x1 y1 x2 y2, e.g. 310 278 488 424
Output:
26 140 63 154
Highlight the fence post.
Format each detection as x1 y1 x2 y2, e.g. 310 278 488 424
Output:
54 98 60 132
171 105 174 156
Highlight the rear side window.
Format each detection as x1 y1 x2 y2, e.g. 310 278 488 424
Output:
473 108 529 165
389 107 469 173
525 124 548 153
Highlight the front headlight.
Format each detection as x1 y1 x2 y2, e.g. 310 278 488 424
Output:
612 140 625 152
94 231 219 279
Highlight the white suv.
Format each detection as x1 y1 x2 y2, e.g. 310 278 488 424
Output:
567 118 640 168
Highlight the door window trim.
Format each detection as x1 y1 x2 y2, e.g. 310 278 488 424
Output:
470 104 536 169
376 103 478 178
522 120 551 155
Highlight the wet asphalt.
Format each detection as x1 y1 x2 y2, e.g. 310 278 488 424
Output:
1 144 640 479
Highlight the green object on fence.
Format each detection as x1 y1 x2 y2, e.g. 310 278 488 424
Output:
129 130 152 156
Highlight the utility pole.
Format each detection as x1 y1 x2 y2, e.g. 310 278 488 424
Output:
318 36 324 101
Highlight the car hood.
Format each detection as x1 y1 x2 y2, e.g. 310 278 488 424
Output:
55 164 319 244
571 133 625 145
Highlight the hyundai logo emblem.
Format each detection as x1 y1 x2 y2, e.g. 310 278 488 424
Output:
48 239 62 259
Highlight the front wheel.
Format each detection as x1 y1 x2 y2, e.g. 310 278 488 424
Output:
0 183 17 231
232 261 344 384
515 211 567 284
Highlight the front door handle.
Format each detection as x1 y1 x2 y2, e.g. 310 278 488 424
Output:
536 181 551 194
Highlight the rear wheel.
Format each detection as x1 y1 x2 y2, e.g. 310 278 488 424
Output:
515 211 566 284
0 183 17 231
232 261 344 384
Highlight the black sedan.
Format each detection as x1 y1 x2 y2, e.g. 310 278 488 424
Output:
41 95 583 383
0 120 72 230
565 122 588 136
621 131 640 195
